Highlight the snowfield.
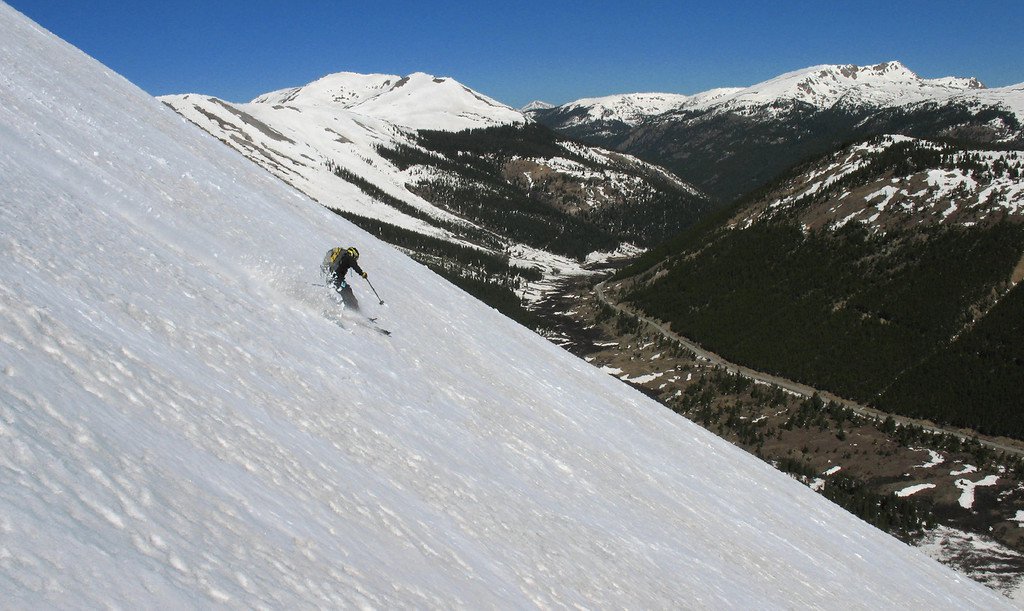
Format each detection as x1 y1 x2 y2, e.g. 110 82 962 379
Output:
0 3 1014 608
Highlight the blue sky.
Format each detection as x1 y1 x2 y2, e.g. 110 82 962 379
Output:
8 0 1024 108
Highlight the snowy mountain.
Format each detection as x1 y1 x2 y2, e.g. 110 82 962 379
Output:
520 100 554 112
0 3 1011 607
251 70 526 132
532 62 1024 202
546 92 693 126
162 76 709 310
524 91 720 146
535 61 1020 128
685 61 990 115
162 70 526 235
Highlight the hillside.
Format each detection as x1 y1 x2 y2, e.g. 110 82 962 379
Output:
623 136 1024 439
532 62 1024 202
0 3 1009 607
162 77 709 322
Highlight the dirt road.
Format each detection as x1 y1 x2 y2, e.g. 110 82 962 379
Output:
595 280 1024 458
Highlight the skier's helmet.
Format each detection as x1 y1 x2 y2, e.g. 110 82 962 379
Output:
347 247 359 260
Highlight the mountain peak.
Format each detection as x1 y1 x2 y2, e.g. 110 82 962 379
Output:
545 92 693 128
721 61 990 112
522 100 555 112
813 61 985 90
779 61 919 83
251 71 400 106
251 70 525 131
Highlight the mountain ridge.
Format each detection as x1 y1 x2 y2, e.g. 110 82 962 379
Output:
532 61 1020 126
533 62 1024 203
731 134 1024 232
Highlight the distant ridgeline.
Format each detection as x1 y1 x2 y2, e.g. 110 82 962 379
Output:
610 101 1022 204
531 62 1024 205
623 137 1024 439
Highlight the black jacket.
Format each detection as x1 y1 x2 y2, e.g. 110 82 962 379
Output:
329 250 364 284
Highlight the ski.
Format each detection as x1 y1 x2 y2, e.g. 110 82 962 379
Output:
316 275 390 335
365 317 391 335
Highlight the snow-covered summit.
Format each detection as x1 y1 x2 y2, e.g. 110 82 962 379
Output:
252 70 526 132
549 92 693 126
521 99 554 112
0 3 1013 607
708 61 987 113
252 71 401 107
544 61 1008 121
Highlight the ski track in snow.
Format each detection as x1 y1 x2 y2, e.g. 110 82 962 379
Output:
0 3 1014 608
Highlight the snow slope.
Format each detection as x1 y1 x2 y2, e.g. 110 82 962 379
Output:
0 4 1013 608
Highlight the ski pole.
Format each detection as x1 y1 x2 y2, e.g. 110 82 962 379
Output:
365 277 385 305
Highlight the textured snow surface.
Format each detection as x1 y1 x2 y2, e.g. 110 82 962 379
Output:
0 4 1013 608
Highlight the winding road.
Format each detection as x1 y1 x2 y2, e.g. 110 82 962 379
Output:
594 280 1024 459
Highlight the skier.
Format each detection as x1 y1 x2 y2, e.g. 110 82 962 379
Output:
322 246 368 310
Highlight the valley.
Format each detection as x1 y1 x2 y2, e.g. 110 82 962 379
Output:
532 272 1024 597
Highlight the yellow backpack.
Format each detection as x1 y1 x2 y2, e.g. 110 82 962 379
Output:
321 246 343 277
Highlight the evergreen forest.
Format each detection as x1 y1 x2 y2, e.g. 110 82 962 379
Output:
628 221 1024 438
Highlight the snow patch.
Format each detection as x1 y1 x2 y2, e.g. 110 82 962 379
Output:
955 475 1000 509
913 448 946 469
896 483 936 498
